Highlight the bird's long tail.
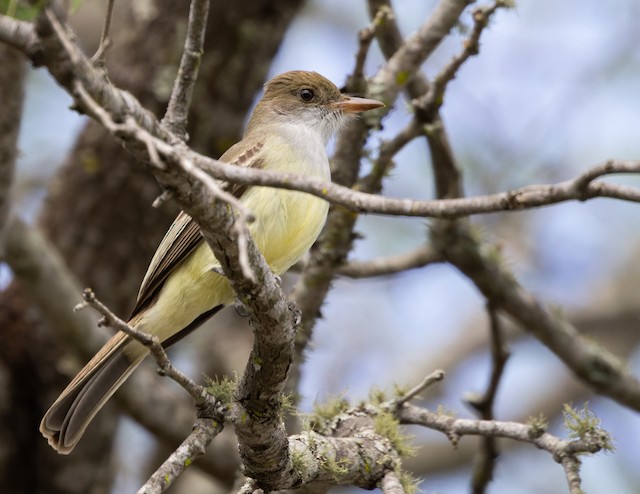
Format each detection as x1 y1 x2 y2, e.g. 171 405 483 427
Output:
40 333 145 455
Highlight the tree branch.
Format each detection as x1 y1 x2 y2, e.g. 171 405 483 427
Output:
397 403 609 462
0 42 24 252
368 0 475 103
137 415 225 494
4 15 640 223
161 0 211 139
4 217 103 354
77 288 213 403
380 471 405 494
417 1 511 116
466 304 510 494
430 221 640 411
90 0 115 65
338 244 442 278
0 14 40 57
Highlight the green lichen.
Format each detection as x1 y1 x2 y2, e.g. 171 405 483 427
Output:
319 451 350 481
526 413 548 438
369 387 388 405
374 410 416 457
396 71 410 86
436 404 457 418
563 403 613 452
308 396 349 433
398 468 420 494
205 374 237 405
277 393 295 423
392 383 410 400
291 448 311 474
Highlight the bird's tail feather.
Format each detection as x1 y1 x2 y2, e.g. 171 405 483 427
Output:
40 337 145 454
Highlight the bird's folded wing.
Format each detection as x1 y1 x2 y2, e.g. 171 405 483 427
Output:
130 211 202 318
129 138 266 319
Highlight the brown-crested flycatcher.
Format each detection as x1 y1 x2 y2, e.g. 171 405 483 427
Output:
41 70 383 453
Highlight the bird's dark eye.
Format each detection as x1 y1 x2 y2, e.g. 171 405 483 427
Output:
299 88 314 102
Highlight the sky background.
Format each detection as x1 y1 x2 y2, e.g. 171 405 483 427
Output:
6 1 640 493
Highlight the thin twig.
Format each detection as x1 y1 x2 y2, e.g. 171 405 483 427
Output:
466 303 510 494
152 189 173 208
196 155 640 218
369 0 475 103
90 0 115 66
352 5 393 85
338 244 442 278
416 1 510 115
398 403 610 458
78 288 211 405
395 369 446 407
161 0 211 139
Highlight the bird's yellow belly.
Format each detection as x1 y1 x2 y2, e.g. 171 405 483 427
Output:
244 186 329 274
131 187 328 347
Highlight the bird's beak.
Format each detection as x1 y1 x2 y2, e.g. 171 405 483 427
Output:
332 95 384 113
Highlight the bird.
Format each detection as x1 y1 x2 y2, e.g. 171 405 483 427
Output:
40 70 384 454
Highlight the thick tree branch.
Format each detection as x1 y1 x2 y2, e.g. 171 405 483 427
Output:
0 42 24 251
0 14 40 56
4 217 103 353
285 407 401 490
